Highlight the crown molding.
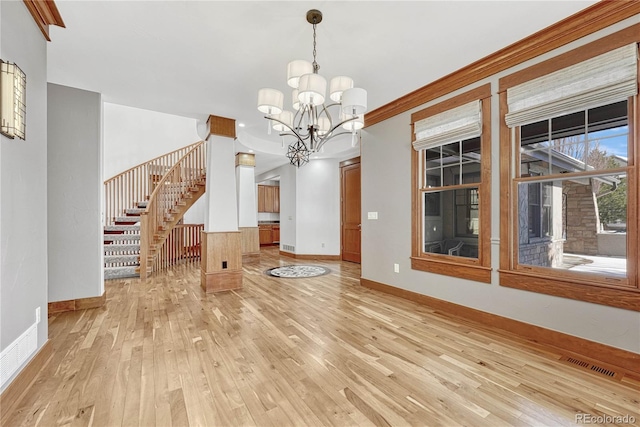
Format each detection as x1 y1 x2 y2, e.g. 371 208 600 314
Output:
23 0 66 42
364 1 640 128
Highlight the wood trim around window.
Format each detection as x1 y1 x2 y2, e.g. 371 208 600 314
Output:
365 3 640 128
411 84 492 283
498 29 640 311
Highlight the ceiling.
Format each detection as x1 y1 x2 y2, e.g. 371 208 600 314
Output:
47 0 597 175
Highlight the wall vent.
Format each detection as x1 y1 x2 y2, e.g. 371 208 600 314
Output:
282 244 295 252
560 355 621 380
0 322 37 388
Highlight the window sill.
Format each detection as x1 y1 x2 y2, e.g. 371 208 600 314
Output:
411 256 492 283
499 269 640 311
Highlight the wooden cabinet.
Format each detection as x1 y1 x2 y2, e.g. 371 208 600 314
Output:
258 185 280 213
259 224 280 245
273 186 280 213
259 225 272 245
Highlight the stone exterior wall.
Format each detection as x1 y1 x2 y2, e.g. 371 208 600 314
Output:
519 240 564 267
563 180 599 255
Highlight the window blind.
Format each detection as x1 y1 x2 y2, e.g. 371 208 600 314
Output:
413 100 481 151
505 43 638 128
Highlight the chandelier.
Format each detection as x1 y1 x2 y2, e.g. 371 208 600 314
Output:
257 9 367 167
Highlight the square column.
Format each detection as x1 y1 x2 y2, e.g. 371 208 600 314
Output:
201 115 242 292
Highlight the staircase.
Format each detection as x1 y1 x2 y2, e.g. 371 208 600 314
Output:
103 202 146 279
104 141 206 280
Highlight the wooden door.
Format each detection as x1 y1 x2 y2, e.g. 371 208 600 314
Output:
341 159 361 263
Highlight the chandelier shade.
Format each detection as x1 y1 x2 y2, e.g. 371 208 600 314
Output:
298 73 327 106
257 88 284 115
341 88 367 115
342 114 364 131
256 9 368 167
329 76 353 102
287 60 314 88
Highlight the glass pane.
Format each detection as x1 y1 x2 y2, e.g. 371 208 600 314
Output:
517 173 627 278
425 169 441 188
520 101 629 177
586 102 628 171
442 164 460 186
425 148 441 169
423 188 479 259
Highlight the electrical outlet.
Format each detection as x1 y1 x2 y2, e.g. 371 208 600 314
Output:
35 307 41 324
321 243 325 248
394 263 400 273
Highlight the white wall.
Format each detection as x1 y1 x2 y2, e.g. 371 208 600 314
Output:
103 102 205 223
0 1 49 390
295 160 341 255
361 17 640 354
256 160 340 254
103 103 199 178
48 84 104 302
236 166 257 228
204 136 238 232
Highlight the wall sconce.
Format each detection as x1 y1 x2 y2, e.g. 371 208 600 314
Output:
0 60 26 140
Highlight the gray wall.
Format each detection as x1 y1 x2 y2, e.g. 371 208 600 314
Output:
361 18 640 354
0 1 49 389
48 83 104 302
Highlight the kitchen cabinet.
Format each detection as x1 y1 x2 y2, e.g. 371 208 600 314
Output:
259 224 280 245
258 185 280 213
259 225 272 245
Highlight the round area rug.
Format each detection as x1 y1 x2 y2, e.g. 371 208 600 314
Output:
265 265 331 278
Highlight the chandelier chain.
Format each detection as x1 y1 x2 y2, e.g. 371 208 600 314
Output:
312 22 319 73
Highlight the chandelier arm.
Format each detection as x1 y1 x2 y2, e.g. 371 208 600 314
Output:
314 130 358 152
265 116 306 142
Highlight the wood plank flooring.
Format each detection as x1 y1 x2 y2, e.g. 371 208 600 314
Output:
3 247 639 426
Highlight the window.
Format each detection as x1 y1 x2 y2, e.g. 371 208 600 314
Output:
411 84 491 282
500 40 639 311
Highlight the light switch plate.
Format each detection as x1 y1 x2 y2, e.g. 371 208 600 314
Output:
367 212 378 220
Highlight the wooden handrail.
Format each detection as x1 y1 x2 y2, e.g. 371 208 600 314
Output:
103 141 202 226
140 141 206 277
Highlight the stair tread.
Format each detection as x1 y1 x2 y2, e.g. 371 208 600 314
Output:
105 224 140 232
104 244 140 253
125 208 145 215
115 216 140 223
104 234 140 242
104 266 139 280
104 254 139 262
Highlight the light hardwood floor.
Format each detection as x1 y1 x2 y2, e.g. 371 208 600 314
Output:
3 247 639 426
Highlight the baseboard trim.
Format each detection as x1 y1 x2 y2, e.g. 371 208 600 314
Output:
279 251 341 261
360 277 640 376
48 291 106 315
0 340 53 423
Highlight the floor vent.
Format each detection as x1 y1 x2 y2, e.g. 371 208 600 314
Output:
560 355 622 380
1 322 38 388
282 244 295 252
